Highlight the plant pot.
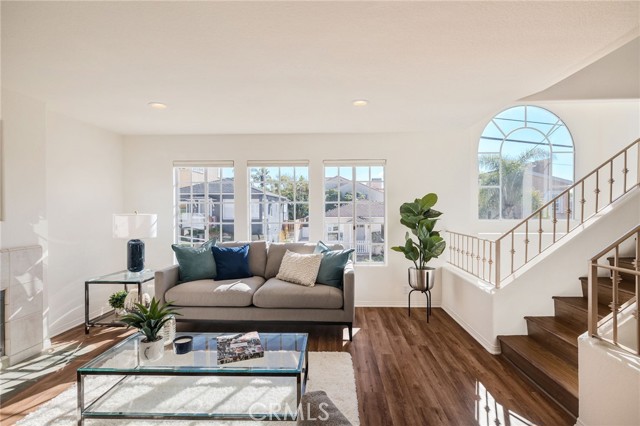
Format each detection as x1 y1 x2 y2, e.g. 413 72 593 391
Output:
139 338 164 362
408 267 435 291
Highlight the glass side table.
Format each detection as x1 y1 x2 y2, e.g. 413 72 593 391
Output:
84 270 155 334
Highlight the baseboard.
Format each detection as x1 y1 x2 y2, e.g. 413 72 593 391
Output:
574 417 586 426
442 305 500 354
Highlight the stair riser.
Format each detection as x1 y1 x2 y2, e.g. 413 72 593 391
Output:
579 278 635 306
526 320 578 366
499 341 579 417
554 299 588 328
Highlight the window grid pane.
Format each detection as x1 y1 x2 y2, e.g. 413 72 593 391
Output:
249 166 310 242
478 106 574 220
324 165 385 264
174 166 235 246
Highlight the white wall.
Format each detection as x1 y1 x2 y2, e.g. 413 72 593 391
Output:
123 132 470 307
1 90 47 249
0 90 125 341
45 111 124 336
578 335 640 426
0 90 47 352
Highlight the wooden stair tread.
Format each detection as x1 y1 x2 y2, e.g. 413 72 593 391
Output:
498 335 578 397
578 276 636 295
606 256 636 262
552 296 610 319
524 316 582 348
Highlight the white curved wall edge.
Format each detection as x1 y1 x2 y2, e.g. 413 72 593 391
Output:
578 335 640 426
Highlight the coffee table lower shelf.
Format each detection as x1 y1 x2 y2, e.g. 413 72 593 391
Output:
77 372 308 424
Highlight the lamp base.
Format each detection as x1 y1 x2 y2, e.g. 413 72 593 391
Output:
127 239 145 272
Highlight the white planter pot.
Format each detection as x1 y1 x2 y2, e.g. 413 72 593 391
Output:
139 338 164 362
408 267 435 291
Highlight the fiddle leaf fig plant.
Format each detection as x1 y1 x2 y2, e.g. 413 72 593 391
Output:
391 193 446 269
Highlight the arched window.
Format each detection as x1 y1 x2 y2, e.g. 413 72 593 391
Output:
478 105 574 220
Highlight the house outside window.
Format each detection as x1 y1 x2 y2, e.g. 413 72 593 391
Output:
248 163 310 242
478 105 574 220
324 163 385 263
174 163 235 245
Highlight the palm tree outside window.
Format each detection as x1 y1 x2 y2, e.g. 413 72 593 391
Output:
478 106 574 220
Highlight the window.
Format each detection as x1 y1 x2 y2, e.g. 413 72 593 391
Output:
478 105 574 219
248 164 309 242
174 164 235 245
324 163 385 263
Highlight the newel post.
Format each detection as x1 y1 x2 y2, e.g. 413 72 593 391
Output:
587 260 599 337
495 239 501 289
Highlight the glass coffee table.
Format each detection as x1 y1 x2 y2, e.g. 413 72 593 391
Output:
77 332 309 425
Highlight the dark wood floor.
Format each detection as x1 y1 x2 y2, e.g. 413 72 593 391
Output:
0 308 574 425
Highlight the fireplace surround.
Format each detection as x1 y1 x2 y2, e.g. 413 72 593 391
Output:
0 245 44 368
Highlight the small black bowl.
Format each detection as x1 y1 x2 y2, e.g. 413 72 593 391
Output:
173 336 193 355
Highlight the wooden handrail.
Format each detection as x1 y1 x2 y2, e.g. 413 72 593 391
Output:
448 138 640 288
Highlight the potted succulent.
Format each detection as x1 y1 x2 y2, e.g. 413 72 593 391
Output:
108 290 128 316
391 193 446 291
120 297 180 362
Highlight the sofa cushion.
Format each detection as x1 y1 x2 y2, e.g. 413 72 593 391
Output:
211 244 252 280
314 241 355 289
276 250 323 287
218 240 267 277
171 239 217 283
253 278 344 309
166 276 266 307
265 242 343 279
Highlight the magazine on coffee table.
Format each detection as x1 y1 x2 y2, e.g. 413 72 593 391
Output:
216 331 264 365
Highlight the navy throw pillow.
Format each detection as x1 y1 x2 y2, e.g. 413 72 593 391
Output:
211 244 252 280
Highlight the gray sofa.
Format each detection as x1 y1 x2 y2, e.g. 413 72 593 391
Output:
155 241 355 340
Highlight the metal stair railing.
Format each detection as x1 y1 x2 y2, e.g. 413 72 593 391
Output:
588 224 639 355
448 138 640 288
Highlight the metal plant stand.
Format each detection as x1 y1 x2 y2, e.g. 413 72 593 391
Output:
408 288 431 322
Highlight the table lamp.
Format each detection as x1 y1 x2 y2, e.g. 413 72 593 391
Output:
113 213 158 272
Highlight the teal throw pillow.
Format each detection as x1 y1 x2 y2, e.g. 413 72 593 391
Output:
314 241 354 288
171 239 217 283
314 240 330 254
211 244 252 280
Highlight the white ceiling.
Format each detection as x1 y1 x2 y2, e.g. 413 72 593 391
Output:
2 1 639 135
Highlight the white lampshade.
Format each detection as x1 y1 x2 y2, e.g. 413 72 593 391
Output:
113 214 158 239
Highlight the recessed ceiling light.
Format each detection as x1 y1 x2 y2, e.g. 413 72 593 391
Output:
352 99 369 107
148 102 168 110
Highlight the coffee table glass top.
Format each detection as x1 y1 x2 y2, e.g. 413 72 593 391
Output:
85 269 155 284
79 332 308 374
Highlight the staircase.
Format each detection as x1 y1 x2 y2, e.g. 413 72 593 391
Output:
497 257 637 418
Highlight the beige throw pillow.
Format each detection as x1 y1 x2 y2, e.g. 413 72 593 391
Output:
276 250 323 287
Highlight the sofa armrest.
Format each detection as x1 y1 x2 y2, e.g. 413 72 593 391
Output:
342 260 355 322
155 265 180 305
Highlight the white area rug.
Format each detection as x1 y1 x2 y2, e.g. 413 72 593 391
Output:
17 352 358 426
